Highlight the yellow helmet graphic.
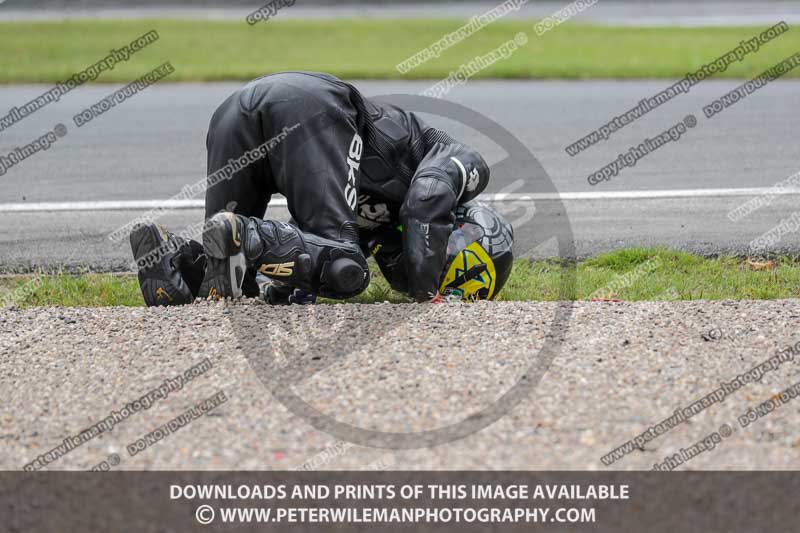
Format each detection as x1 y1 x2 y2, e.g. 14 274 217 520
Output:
439 241 497 299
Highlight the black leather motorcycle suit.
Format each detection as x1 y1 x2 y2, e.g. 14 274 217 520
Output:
204 71 489 301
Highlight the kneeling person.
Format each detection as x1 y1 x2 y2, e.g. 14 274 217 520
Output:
131 71 509 305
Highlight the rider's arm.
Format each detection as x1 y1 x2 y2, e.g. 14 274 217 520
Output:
399 142 489 302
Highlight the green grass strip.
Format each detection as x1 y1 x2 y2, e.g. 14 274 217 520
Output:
2 20 799 82
3 249 800 308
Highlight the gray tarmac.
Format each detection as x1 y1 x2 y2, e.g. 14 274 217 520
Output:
2 80 800 271
2 80 799 202
5 192 800 274
3 1 800 27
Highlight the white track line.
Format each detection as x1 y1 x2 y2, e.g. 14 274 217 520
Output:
1 187 799 213
0 199 208 212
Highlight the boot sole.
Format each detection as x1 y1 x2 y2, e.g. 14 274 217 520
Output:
203 212 241 259
201 213 246 299
130 222 166 269
129 223 193 306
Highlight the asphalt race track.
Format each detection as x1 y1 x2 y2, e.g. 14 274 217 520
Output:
3 80 799 200
5 1 800 27
1 80 800 272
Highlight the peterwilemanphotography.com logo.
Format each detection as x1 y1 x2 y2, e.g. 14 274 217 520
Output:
231 95 577 449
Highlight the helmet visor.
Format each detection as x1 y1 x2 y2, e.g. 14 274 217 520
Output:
446 222 485 257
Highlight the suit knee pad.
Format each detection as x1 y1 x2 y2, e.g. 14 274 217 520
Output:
244 219 369 299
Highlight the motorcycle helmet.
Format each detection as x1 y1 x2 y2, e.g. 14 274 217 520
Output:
439 200 514 300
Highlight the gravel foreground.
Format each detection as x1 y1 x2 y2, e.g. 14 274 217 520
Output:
2 299 800 471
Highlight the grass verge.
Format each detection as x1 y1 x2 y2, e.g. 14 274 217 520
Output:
1 20 799 82
2 249 800 308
